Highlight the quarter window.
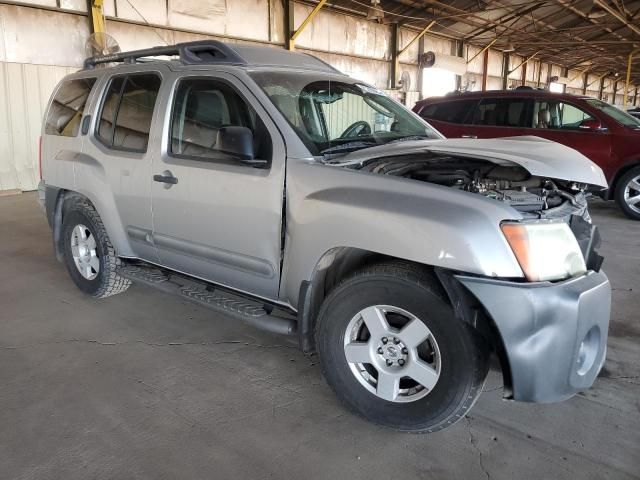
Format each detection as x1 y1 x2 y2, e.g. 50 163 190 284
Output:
96 74 161 152
45 78 96 137
170 78 272 164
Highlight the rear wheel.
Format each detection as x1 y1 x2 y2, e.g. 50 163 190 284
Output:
615 166 640 220
61 199 131 298
315 262 489 433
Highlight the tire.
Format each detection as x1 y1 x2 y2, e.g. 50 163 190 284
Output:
61 198 131 298
315 262 489 433
615 166 640 220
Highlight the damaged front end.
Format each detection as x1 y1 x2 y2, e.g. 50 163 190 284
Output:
358 153 591 221
346 152 604 272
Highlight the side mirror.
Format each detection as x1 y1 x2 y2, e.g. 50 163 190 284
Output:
579 118 606 131
216 126 267 166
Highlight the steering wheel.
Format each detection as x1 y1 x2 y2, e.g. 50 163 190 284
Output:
339 121 372 139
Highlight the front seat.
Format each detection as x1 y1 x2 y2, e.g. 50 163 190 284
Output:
537 109 551 128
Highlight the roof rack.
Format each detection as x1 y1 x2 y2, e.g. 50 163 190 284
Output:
83 40 247 69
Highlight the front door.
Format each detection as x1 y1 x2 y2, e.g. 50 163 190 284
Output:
151 73 286 300
522 99 612 169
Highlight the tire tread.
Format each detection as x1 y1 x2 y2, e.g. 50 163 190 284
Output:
64 197 131 298
315 260 488 433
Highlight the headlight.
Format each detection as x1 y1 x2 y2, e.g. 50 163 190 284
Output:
501 221 586 282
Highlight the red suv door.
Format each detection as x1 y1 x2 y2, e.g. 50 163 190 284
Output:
519 99 612 172
461 97 534 139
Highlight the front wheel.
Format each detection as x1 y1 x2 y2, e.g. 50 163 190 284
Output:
615 166 640 220
315 262 489 433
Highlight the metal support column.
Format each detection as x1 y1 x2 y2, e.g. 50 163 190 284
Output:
456 40 464 91
284 1 294 50
86 0 105 35
502 53 510 89
598 76 606 101
391 23 399 89
623 51 635 107
536 61 543 88
481 48 489 91
417 34 425 99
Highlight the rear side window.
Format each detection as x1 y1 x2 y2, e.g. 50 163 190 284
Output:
45 78 96 137
96 74 161 153
419 100 477 124
472 98 532 127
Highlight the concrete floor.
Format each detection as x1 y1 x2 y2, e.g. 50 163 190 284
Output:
0 192 638 480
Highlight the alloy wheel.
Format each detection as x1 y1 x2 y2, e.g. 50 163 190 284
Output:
70 224 100 280
343 305 441 403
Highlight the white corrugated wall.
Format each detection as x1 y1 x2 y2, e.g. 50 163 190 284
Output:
0 62 76 191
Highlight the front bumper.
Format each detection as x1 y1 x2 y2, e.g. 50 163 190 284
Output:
457 271 611 403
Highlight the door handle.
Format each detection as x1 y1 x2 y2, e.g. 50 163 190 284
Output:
461 134 477 139
81 115 91 135
153 171 178 186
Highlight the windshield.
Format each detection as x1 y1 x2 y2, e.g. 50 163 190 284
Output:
249 70 442 156
585 99 640 128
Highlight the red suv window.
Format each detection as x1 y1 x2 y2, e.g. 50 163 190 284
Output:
471 98 533 128
419 99 478 124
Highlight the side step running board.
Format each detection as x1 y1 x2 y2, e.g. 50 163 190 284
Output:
117 264 297 336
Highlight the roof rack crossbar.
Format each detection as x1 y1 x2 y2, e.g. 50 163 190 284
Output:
83 40 247 69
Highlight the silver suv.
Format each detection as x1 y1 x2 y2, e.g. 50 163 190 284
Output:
39 41 611 433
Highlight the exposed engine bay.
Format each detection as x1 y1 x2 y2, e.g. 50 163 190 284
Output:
354 154 591 221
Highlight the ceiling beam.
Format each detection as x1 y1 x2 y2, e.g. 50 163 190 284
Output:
593 0 640 36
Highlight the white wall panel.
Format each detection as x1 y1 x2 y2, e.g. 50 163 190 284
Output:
508 54 522 80
59 0 87 11
487 50 503 77
0 62 75 191
466 45 483 75
293 3 388 60
300 49 389 88
116 0 168 25
0 5 88 66
486 76 502 90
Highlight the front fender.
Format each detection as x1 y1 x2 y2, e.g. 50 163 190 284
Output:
280 160 525 306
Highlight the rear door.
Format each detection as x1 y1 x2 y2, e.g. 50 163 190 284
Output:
80 70 163 262
150 73 286 300
521 99 612 167
463 97 534 139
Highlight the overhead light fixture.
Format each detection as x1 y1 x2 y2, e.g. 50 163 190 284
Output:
366 0 384 22
587 2 607 19
503 38 516 52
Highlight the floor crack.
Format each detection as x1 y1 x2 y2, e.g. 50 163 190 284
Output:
466 416 491 480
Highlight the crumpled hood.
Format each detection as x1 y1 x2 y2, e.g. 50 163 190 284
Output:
336 136 608 188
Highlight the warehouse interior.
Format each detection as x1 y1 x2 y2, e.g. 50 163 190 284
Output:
1 1 639 479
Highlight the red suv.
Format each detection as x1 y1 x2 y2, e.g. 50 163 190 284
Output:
413 89 640 220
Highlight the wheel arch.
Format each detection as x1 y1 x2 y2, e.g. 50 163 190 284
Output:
50 188 133 261
296 247 512 396
607 158 640 200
